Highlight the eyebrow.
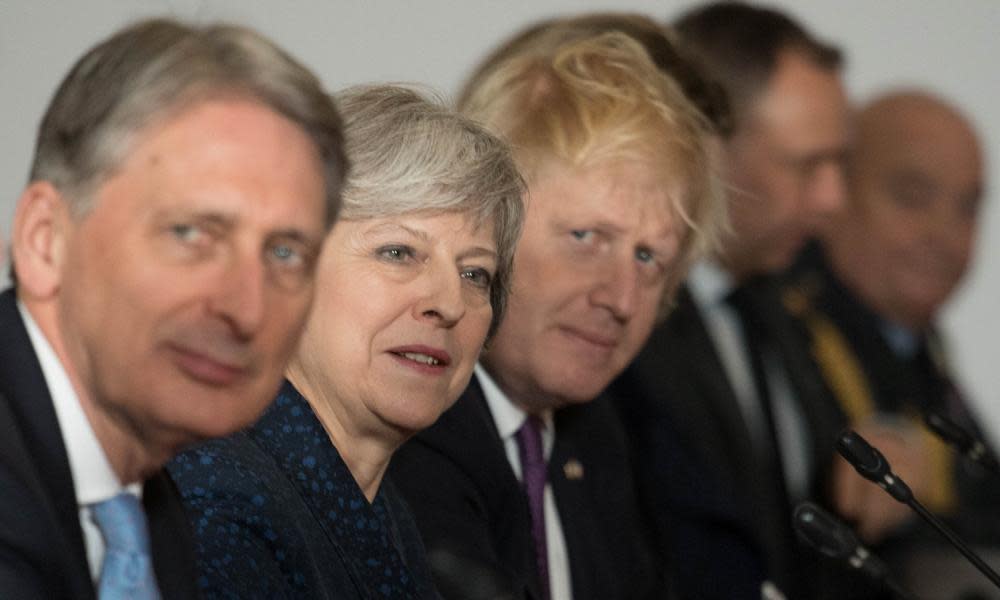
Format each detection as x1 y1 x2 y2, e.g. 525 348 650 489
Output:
152 207 236 229
155 206 322 245
366 221 497 261
458 246 498 263
562 215 677 250
270 229 322 249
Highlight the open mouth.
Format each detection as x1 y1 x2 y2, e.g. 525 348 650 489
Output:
392 351 447 366
387 345 452 372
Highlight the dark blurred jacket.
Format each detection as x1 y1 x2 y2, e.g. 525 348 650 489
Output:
390 376 662 600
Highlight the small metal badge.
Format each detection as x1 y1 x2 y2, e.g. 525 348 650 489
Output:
563 459 584 480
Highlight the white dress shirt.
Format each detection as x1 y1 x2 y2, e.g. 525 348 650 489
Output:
686 262 811 500
18 301 138 582
476 364 572 600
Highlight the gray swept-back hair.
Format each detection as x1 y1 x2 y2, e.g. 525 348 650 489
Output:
29 17 347 226
334 84 525 339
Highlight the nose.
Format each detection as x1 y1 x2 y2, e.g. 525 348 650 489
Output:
208 250 267 340
589 256 639 322
806 160 847 221
413 263 466 328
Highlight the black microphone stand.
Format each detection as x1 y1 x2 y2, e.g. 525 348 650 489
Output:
837 429 1000 591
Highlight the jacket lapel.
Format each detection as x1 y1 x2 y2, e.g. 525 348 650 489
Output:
0 289 94 599
144 472 200 599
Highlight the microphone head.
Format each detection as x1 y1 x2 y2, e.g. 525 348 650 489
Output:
793 502 858 560
793 502 892 585
836 429 889 482
427 545 519 600
925 410 975 453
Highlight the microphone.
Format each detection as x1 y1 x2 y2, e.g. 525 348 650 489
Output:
835 429 913 502
836 429 1000 591
793 502 916 600
924 410 1000 473
426 544 519 600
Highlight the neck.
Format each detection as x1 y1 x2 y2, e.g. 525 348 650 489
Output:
286 369 396 503
79 396 163 484
478 359 556 417
25 299 162 484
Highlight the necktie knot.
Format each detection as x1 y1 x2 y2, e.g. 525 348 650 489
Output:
92 493 151 554
516 415 546 472
90 492 161 600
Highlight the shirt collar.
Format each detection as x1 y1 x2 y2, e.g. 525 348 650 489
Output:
17 301 128 505
474 363 552 440
688 259 736 308
879 319 921 359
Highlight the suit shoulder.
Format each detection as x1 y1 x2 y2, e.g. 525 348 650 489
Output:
167 434 322 598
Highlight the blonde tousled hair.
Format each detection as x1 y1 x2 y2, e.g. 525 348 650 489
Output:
458 30 724 314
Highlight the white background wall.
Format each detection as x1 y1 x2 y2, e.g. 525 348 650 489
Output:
1 0 997 438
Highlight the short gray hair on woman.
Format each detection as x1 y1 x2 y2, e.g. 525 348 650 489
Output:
30 17 347 226
334 84 525 339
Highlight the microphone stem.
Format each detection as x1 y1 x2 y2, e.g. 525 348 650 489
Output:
908 498 1000 590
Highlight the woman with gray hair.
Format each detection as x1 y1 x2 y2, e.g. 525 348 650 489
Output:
168 84 524 599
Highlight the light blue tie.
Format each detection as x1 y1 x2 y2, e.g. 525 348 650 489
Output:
90 493 162 600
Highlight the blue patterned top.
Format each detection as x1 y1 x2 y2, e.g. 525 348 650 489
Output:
168 381 440 599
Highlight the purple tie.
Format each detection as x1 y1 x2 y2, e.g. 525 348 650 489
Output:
516 415 550 600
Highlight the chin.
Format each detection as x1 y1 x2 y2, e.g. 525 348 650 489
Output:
545 381 606 408
173 389 270 439
383 403 451 438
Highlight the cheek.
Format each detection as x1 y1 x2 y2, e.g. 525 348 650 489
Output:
872 208 918 246
459 304 493 354
628 292 662 343
264 291 314 355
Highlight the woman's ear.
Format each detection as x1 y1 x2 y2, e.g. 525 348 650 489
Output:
12 181 72 300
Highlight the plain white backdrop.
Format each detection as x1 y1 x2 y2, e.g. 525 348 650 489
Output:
1 0 997 439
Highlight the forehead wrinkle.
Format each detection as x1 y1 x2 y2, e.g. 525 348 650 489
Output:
362 221 430 241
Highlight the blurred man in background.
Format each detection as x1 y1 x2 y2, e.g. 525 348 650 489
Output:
610 2 854 597
785 90 996 561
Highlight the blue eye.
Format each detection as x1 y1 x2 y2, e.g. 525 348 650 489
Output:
461 268 493 289
271 244 302 265
171 223 203 243
570 230 594 242
635 247 655 264
378 245 414 262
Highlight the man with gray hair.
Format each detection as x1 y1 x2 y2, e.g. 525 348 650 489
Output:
0 18 346 599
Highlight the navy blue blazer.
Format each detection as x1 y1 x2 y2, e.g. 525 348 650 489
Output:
0 288 199 600
168 381 440 599
390 376 660 600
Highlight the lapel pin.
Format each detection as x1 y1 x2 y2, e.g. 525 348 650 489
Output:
563 459 584 481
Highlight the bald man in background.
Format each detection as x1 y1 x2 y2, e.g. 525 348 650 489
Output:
785 90 998 566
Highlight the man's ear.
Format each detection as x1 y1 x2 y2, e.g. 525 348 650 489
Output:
12 181 72 300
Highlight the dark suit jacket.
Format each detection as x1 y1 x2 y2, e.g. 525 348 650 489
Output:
0 288 199 600
168 381 440 600
389 376 660 600
609 282 865 599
